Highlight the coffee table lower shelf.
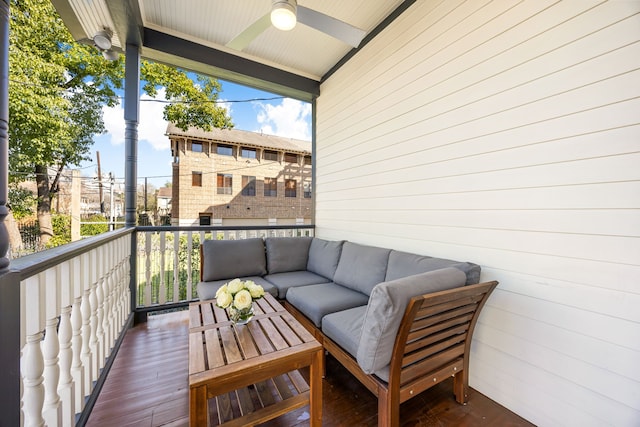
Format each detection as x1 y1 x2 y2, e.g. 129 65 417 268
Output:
205 370 311 427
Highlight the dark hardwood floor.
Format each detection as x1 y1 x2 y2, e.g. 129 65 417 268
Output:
87 310 535 427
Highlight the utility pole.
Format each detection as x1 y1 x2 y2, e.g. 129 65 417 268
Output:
144 176 148 212
71 170 81 241
96 151 104 213
109 173 115 231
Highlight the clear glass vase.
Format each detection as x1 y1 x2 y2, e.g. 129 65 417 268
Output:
229 305 254 325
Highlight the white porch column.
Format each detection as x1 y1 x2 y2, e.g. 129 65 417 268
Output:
0 2 21 426
0 0 8 269
124 43 140 228
124 43 140 315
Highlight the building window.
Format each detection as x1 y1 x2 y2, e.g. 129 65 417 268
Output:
192 171 202 187
216 144 233 156
192 142 203 153
285 179 297 197
199 214 211 226
303 155 311 165
263 150 278 161
303 180 312 198
285 153 298 163
241 147 256 159
217 173 232 194
242 176 256 196
264 177 277 197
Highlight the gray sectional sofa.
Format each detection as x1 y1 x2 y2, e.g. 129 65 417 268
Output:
197 236 497 426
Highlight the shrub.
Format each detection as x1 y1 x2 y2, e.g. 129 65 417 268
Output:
47 214 71 248
81 215 109 236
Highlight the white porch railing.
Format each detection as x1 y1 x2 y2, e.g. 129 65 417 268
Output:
11 228 132 427
2 225 314 426
135 225 314 308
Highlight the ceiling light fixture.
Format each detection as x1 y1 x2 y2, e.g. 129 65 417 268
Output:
93 29 113 50
271 0 297 31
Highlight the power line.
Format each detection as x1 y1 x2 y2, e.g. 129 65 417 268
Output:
9 79 287 105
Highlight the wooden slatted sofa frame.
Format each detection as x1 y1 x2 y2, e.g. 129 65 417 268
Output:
285 280 498 427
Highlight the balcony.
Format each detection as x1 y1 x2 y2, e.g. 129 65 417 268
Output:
2 225 532 426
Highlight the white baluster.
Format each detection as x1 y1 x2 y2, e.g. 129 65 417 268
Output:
173 231 179 302
108 241 118 345
113 240 121 336
117 253 126 328
111 245 120 332
95 276 105 370
115 256 122 329
42 317 62 426
56 260 74 426
104 270 114 354
144 232 152 306
159 232 166 304
70 297 84 415
22 332 45 427
58 316 74 426
80 289 93 393
89 283 99 382
187 231 193 300
121 248 129 325
116 261 123 334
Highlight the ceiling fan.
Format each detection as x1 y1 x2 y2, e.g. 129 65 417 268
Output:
226 0 367 51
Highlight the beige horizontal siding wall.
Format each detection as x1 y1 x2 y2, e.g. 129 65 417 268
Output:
316 1 640 425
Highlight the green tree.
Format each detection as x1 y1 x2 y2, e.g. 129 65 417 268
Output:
8 0 233 246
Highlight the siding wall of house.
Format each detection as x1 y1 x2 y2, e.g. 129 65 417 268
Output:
315 1 640 425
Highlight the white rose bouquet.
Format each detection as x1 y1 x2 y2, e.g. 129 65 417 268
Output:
215 278 265 324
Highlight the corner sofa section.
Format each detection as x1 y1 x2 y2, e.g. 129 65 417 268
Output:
198 237 481 306
197 236 496 427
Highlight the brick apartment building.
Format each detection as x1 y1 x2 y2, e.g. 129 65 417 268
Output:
167 124 313 226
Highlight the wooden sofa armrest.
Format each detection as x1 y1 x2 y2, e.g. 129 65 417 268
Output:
289 280 498 427
385 281 498 415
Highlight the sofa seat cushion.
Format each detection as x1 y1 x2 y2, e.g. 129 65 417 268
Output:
333 242 391 296
322 306 367 359
386 250 481 285
286 282 369 327
265 237 313 274
197 276 277 301
306 238 344 280
264 270 330 299
201 238 266 282
357 267 467 375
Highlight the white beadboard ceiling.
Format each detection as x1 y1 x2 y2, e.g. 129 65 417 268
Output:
52 0 407 93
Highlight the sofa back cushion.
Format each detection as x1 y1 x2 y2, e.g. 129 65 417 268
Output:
265 237 313 274
386 250 481 285
333 242 391 296
201 238 266 281
306 238 344 280
356 267 467 374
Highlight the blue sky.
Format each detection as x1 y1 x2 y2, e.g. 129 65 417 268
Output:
79 79 312 188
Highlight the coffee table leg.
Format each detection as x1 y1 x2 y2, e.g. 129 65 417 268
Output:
309 349 323 426
190 385 208 426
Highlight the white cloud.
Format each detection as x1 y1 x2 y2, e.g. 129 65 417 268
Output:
218 99 232 117
101 102 124 145
101 88 170 151
255 98 311 141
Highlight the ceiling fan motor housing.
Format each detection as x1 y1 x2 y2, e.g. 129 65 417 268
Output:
271 0 298 31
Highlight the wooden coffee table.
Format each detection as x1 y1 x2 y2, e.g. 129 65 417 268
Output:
189 293 323 426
